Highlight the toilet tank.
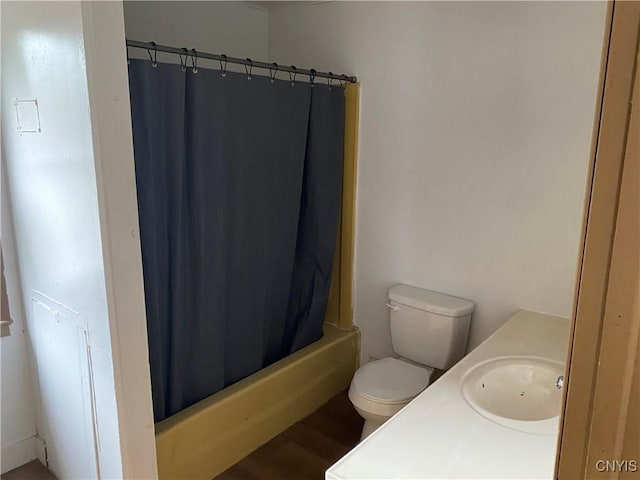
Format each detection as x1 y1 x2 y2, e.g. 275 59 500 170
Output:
387 284 474 370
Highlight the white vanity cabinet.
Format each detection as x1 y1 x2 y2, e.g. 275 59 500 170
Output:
326 310 570 480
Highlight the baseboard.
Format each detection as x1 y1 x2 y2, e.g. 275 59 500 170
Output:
155 324 359 479
34 436 47 467
0 436 37 474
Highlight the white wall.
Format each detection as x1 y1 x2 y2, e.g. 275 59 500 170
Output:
1 156 38 473
1 1 156 478
268 2 607 362
123 1 268 64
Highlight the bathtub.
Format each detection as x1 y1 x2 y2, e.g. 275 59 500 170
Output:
154 322 359 479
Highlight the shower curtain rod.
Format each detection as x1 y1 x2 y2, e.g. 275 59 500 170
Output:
126 40 358 84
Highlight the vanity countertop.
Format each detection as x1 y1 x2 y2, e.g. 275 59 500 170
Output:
326 310 570 479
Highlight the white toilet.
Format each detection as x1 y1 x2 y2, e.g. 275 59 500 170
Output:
349 284 474 440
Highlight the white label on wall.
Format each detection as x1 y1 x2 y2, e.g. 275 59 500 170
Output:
15 99 41 134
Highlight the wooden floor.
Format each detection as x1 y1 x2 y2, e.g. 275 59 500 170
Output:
216 389 363 480
1 391 361 480
1 460 56 480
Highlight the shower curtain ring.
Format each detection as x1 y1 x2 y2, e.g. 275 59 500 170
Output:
190 49 199 73
245 58 253 80
147 41 158 68
327 72 334 89
269 63 278 83
340 76 347 88
219 54 228 78
289 66 297 86
309 69 316 88
179 48 188 72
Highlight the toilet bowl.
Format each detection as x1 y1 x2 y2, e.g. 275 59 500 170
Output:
349 357 434 439
349 284 474 440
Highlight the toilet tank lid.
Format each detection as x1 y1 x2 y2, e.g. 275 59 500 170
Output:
388 284 475 317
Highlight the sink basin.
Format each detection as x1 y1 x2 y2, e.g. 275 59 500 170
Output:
461 356 565 435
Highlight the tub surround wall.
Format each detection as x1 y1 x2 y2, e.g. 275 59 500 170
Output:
325 84 360 331
268 1 608 362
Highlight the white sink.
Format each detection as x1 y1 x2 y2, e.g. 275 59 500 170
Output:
461 356 565 435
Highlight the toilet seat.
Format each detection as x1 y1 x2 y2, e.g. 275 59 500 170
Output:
350 357 433 406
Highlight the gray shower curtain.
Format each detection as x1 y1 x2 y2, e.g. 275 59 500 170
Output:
128 59 344 422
